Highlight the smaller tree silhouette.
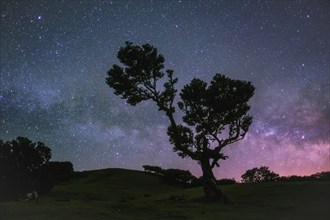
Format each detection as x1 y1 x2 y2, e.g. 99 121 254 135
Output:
310 172 330 181
0 137 51 199
241 166 279 183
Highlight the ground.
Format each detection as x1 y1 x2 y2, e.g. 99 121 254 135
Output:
1 168 329 220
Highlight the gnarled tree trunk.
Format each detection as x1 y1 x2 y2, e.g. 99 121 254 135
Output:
200 158 229 203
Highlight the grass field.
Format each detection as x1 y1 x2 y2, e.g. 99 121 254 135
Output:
1 168 329 220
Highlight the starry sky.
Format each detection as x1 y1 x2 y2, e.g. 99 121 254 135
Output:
1 0 329 180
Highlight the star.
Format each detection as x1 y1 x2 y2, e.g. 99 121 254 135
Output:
0 0 329 180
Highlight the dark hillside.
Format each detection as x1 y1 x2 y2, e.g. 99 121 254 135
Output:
1 168 329 220
45 168 182 202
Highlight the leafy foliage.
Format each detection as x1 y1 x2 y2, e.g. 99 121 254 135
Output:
174 74 254 164
241 166 279 183
106 42 178 111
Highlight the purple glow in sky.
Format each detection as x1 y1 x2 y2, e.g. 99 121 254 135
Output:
1 0 329 180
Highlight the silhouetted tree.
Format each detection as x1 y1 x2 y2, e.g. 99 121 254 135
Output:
241 166 279 183
106 42 255 202
0 137 51 200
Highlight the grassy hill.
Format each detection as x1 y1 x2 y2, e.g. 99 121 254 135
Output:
1 168 329 220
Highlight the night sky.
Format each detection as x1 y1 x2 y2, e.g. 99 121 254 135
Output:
1 0 329 180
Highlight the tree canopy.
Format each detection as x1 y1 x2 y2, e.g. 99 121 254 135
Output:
0 137 52 200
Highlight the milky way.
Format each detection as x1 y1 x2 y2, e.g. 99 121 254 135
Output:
1 0 329 180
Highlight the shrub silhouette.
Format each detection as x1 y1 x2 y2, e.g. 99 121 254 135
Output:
162 169 198 186
216 178 237 185
142 165 163 175
278 172 330 182
241 166 279 183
